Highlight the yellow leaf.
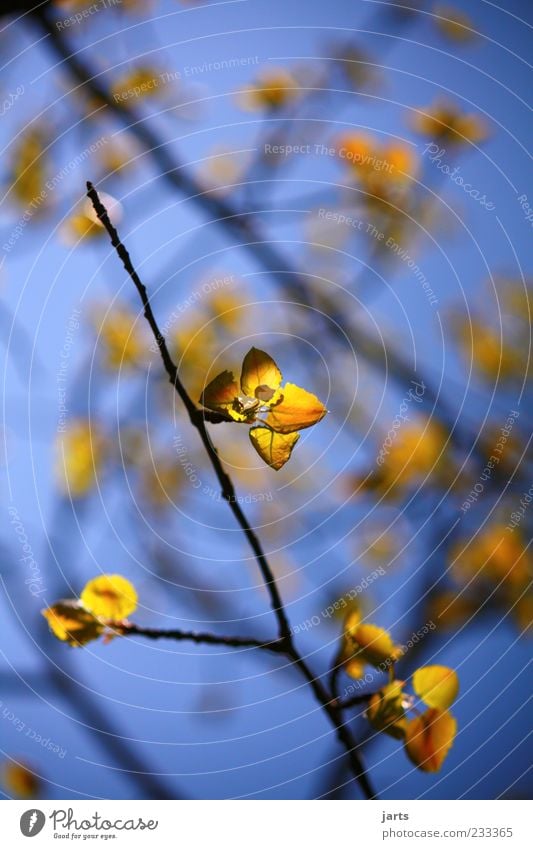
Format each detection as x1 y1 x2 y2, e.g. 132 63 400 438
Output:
240 347 282 399
350 623 403 668
249 427 300 470
434 5 475 42
56 420 106 498
344 609 362 634
413 665 459 710
405 708 457 772
411 99 488 145
341 614 402 677
80 574 138 620
237 68 299 111
11 126 49 209
111 66 166 103
200 370 248 422
42 600 104 647
344 657 366 680
94 305 145 369
264 382 327 434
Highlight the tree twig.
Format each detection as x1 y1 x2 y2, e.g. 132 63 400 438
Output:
86 181 291 644
86 183 377 800
116 623 285 652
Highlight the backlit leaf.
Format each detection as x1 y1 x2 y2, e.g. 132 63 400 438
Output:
200 370 248 422
249 427 299 470
240 347 282 398
264 383 327 434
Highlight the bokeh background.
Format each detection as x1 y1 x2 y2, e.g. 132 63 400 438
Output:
0 0 531 800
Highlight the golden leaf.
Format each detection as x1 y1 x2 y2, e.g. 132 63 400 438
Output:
264 383 327 434
240 347 282 399
80 574 138 620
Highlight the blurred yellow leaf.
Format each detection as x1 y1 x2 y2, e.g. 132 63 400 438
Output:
10 126 49 209
249 427 300 471
367 680 407 739
413 665 459 710
93 305 146 369
405 708 456 772
2 761 40 798
237 68 299 111
427 590 476 628
56 420 106 498
411 99 488 145
434 5 475 41
81 574 138 620
341 612 403 677
452 525 531 591
112 67 166 103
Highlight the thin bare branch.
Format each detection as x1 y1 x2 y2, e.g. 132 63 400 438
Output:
86 183 377 800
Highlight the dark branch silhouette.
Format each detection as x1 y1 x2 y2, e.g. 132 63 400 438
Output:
86 182 377 800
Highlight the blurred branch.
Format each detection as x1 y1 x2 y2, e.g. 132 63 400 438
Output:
86 183 377 800
48 663 183 799
33 8 495 477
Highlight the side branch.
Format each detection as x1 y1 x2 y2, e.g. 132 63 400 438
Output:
116 623 284 652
